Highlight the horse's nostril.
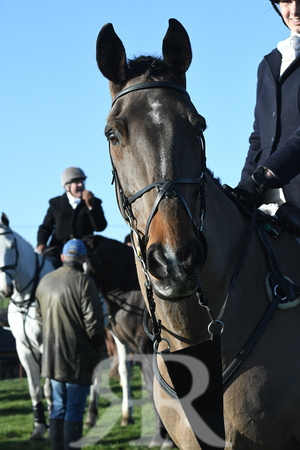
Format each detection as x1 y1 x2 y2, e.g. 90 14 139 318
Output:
147 244 168 279
181 240 204 269
146 240 204 282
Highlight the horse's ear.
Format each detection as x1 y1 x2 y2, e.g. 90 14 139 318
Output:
1 212 9 227
162 19 192 77
96 23 128 86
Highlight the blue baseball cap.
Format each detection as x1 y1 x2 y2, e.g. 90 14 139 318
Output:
62 239 87 257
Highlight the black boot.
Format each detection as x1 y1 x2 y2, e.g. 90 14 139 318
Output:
30 401 47 440
49 418 64 450
64 421 83 450
33 401 46 425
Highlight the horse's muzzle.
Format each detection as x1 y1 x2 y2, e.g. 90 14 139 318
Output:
146 238 205 299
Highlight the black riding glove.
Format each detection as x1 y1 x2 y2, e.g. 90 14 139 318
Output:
277 202 300 236
232 166 281 210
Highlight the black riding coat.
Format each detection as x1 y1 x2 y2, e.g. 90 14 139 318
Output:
241 48 300 208
36 261 104 385
37 193 107 250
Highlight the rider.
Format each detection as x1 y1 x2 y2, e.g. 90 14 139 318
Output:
232 1 300 236
35 167 107 265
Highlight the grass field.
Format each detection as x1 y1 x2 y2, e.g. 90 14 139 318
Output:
0 361 169 450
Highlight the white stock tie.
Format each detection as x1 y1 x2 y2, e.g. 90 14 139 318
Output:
290 35 300 54
279 35 300 75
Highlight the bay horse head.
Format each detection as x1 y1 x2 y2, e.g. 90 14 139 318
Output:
96 19 207 301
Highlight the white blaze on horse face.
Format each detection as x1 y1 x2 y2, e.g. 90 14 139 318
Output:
148 100 162 125
160 240 187 296
148 100 168 177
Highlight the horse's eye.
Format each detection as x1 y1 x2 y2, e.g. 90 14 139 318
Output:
107 131 120 146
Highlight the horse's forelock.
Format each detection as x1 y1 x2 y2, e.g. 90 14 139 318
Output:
127 56 166 80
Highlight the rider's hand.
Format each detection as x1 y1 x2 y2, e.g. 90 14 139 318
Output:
35 244 46 254
232 166 281 210
82 190 95 209
277 202 300 236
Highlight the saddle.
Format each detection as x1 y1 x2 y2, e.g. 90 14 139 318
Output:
42 246 62 268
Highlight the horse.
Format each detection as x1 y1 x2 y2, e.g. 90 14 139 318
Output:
84 234 173 448
0 213 133 441
96 19 300 450
0 213 170 447
0 212 53 440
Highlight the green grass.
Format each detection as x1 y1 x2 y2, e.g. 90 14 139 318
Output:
0 363 166 449
0 297 10 309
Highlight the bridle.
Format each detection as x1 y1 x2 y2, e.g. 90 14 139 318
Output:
0 227 46 367
108 80 210 358
108 79 289 398
109 81 207 261
0 230 19 282
107 80 299 407
0 228 45 299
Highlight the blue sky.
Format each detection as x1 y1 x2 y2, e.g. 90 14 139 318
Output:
0 0 286 247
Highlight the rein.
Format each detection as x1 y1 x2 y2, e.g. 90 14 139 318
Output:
146 205 300 399
109 81 208 376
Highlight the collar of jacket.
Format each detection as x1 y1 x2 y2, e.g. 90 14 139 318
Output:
63 260 84 272
265 47 300 82
265 48 282 81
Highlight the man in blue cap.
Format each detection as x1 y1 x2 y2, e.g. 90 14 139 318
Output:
36 239 104 450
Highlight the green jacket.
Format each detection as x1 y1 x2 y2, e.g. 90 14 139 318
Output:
36 261 104 385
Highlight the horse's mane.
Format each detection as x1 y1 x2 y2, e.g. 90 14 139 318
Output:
6 227 35 253
88 234 139 293
92 234 128 250
12 229 38 266
127 55 186 86
206 168 222 188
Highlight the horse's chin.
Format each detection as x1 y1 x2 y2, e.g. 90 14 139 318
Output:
151 280 198 301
